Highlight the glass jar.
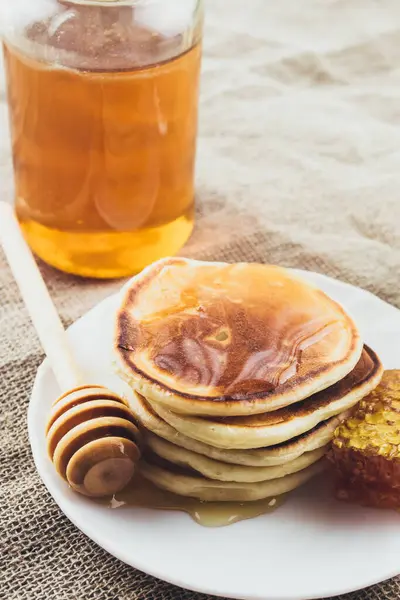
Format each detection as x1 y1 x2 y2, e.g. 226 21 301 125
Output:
1 0 203 278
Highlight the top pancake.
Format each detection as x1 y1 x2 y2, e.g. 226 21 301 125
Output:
115 258 362 417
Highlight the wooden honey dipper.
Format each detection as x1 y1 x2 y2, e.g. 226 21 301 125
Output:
0 203 142 497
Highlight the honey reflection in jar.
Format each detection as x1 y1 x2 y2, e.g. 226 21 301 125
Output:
3 7 202 278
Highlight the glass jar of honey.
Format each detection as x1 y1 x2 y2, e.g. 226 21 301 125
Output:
1 0 203 278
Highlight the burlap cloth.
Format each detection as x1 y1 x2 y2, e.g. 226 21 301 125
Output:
1 1 400 598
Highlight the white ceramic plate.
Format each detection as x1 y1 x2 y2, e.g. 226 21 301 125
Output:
28 270 400 600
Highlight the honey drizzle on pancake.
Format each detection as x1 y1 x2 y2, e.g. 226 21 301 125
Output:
118 261 354 403
146 298 340 395
95 474 286 527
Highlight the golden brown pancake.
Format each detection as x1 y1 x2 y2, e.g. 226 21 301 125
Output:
145 432 328 483
140 455 327 501
147 346 383 449
115 258 362 417
130 389 351 466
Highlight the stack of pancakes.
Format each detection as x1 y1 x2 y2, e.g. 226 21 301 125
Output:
114 258 383 502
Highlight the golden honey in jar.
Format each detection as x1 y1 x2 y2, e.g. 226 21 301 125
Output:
1 0 203 277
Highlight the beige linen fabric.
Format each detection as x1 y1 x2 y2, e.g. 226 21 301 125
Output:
1 0 400 598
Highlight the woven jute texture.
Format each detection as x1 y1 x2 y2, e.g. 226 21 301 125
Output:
1 1 400 598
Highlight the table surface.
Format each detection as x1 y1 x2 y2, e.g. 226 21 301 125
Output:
1 1 400 599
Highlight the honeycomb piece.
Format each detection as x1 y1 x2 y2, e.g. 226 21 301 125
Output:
329 370 400 509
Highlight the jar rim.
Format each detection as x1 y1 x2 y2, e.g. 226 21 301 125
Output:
63 0 197 5
64 0 149 5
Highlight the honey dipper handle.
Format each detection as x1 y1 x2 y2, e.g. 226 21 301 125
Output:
0 202 83 391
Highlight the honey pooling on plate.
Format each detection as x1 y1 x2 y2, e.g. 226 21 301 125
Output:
329 370 400 509
96 473 287 528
